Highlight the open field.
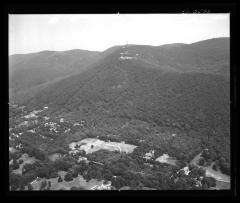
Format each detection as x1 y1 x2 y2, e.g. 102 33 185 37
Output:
155 153 178 166
69 138 137 154
48 153 62 162
30 171 104 190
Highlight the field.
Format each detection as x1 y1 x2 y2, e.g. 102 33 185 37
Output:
29 171 104 190
48 153 62 162
155 154 178 166
69 138 137 154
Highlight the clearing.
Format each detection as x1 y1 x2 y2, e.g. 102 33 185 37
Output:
155 153 178 166
69 138 137 154
29 171 104 190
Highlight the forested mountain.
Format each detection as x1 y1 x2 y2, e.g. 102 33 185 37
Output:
9 38 230 190
9 49 101 97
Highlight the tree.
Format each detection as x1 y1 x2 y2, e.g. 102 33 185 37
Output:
212 163 218 171
54 157 75 171
18 159 24 164
64 172 73 182
46 181 51 190
27 183 33 191
37 167 50 178
198 168 206 177
201 177 216 188
175 177 188 190
198 157 205 166
58 176 63 182
49 171 59 179
40 180 47 190
20 184 25 190
11 161 20 170
129 179 138 190
9 173 21 190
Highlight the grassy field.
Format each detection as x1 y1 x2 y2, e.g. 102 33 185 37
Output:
69 138 137 154
30 171 104 190
155 153 178 166
48 153 62 162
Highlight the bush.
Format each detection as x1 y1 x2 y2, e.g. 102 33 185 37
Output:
202 177 216 188
12 162 20 170
212 163 218 171
58 176 63 182
64 172 73 182
9 173 22 190
46 181 51 190
24 146 46 161
27 183 33 191
54 157 76 171
36 166 50 178
201 150 211 160
198 158 205 166
40 180 47 190
18 159 24 164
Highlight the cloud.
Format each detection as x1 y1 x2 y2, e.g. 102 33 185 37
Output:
48 16 60 24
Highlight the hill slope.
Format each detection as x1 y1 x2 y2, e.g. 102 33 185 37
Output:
21 38 230 143
9 49 101 98
9 38 231 188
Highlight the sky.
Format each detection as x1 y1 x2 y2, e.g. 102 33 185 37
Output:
9 14 230 55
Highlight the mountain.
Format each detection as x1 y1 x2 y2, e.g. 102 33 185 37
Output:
9 37 230 190
18 38 229 139
9 49 101 99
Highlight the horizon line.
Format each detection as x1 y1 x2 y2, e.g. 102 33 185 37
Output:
9 36 229 56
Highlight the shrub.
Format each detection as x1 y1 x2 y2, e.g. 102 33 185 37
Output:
198 158 205 166
40 180 47 190
9 173 22 190
212 163 218 171
58 176 63 182
12 162 20 170
54 157 75 171
18 159 24 164
49 171 59 179
64 172 73 182
27 183 33 191
46 181 51 190
202 177 216 188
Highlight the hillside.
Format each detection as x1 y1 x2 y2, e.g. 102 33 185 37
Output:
18 37 230 157
9 38 230 191
9 49 101 98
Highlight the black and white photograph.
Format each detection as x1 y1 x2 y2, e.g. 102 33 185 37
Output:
7 5 235 194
